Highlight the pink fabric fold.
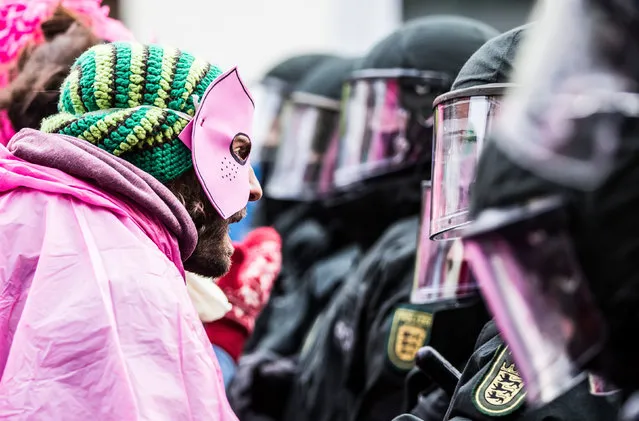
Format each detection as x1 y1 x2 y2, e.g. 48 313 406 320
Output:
0 130 239 420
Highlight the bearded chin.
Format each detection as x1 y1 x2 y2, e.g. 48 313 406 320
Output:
183 217 231 278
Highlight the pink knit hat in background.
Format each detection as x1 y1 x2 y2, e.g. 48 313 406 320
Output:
0 0 135 145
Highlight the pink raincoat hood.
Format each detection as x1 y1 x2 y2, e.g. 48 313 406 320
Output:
4 128 198 263
0 129 238 420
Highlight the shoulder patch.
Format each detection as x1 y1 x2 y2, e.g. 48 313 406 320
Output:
387 306 432 370
473 346 526 416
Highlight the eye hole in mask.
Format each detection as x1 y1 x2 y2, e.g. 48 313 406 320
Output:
231 133 252 164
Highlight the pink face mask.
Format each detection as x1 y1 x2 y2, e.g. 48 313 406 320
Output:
179 67 255 220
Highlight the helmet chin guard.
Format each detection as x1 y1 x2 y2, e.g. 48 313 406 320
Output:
179 67 255 220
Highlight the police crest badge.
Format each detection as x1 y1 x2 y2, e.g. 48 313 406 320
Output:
387 306 432 370
473 346 526 416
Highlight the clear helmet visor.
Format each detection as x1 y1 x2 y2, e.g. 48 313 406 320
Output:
333 69 450 190
431 86 506 240
264 92 340 201
463 197 607 405
317 128 341 197
251 78 291 169
588 373 619 396
494 0 636 191
411 181 476 304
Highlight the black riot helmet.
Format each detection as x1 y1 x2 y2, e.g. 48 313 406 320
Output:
265 56 360 201
332 15 499 192
250 53 337 227
462 0 639 408
252 53 337 182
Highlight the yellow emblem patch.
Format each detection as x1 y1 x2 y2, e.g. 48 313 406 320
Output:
387 307 432 370
473 346 526 416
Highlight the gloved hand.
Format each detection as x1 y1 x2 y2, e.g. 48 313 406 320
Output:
204 227 282 361
228 351 297 420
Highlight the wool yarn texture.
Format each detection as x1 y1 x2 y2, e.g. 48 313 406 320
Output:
42 42 223 183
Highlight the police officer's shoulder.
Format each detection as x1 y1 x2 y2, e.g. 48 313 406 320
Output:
475 320 500 350
452 23 533 91
364 216 421 267
379 216 421 244
345 216 419 296
281 219 331 271
307 245 362 300
470 342 527 417
445 331 527 420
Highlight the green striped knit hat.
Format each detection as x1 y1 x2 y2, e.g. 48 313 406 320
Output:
41 41 223 183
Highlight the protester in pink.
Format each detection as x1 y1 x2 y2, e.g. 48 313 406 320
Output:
0 0 134 145
0 42 260 420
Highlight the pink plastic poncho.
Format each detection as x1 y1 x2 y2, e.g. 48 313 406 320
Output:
0 129 239 421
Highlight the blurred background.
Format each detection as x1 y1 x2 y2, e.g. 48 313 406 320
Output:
103 0 534 85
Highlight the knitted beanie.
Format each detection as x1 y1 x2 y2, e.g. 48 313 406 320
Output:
41 41 222 183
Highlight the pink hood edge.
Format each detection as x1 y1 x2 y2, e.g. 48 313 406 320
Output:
2 128 198 261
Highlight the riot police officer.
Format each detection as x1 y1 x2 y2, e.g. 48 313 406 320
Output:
279 15 499 421
228 56 369 421
240 52 336 238
418 17 622 421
